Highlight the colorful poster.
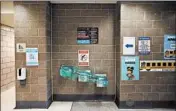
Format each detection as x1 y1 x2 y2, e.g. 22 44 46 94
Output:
164 34 176 59
140 60 176 72
77 27 98 44
138 37 150 55
26 48 39 66
78 50 89 66
121 56 139 80
123 37 135 55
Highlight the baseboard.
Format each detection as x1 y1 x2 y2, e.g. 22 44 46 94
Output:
53 94 115 101
119 101 175 109
15 96 53 109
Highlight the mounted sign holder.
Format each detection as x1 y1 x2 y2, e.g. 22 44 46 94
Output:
138 37 151 55
121 56 139 80
123 37 135 55
140 60 176 72
78 50 89 66
16 43 26 52
26 48 39 66
164 34 176 59
77 27 98 44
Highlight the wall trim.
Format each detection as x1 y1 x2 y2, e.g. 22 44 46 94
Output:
118 101 175 109
15 96 53 109
53 94 115 101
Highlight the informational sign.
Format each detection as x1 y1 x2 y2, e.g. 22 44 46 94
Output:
121 56 139 80
16 43 26 52
77 27 98 44
140 60 176 72
164 34 176 59
78 50 89 66
26 48 39 66
138 37 151 55
123 37 135 55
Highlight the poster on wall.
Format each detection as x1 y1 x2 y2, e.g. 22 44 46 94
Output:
164 34 176 59
138 37 151 55
78 50 89 66
16 43 26 52
26 48 39 66
140 60 176 72
121 56 139 80
77 27 98 44
123 37 135 55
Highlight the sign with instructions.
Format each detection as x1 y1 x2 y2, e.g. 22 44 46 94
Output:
26 48 39 66
78 50 89 66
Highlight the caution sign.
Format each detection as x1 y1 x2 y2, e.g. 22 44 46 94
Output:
78 50 89 66
16 43 26 52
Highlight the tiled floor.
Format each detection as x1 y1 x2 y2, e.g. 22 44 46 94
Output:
1 87 175 111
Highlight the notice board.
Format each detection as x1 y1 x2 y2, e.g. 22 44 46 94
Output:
77 27 98 44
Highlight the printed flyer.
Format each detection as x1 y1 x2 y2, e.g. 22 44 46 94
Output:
121 56 139 80
26 48 39 66
138 37 151 55
164 34 176 59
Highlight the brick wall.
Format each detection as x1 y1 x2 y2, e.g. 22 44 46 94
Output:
1 25 15 92
52 4 118 97
120 2 176 105
14 1 52 108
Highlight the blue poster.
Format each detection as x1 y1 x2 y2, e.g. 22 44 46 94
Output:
26 48 39 66
164 34 176 59
138 37 151 55
121 56 139 80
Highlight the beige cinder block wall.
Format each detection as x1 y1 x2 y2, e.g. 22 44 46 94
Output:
14 1 52 108
119 2 176 108
52 4 119 100
1 25 15 92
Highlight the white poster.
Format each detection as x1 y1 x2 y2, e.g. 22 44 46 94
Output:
16 43 26 52
26 48 39 66
138 37 151 55
78 50 89 66
123 37 135 55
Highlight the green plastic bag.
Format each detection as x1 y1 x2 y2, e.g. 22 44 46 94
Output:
59 65 78 80
78 70 91 82
95 74 108 87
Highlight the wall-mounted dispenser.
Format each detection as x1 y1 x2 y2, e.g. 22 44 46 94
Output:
17 68 26 81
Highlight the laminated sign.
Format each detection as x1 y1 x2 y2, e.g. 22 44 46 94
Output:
123 37 135 55
138 37 151 55
16 43 26 52
78 50 89 66
121 56 139 80
26 48 39 66
164 34 176 59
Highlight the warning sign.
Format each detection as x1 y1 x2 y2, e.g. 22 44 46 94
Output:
78 50 89 66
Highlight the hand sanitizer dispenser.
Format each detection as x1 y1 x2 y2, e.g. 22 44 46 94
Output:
17 68 26 80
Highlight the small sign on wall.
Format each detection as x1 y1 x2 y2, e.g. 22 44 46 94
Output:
123 37 135 55
138 37 151 55
121 56 139 80
77 27 98 44
26 48 39 66
164 34 176 59
16 43 26 52
78 50 89 66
